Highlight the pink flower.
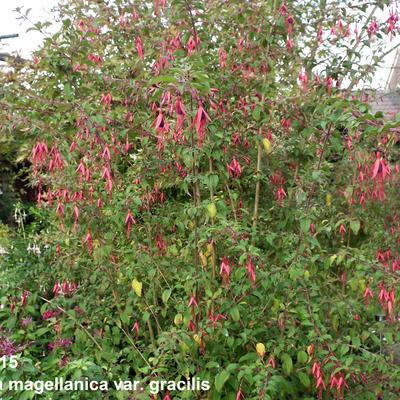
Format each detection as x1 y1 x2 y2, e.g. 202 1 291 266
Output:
218 48 227 69
227 158 242 178
286 39 294 52
275 186 287 206
48 338 73 351
100 93 112 107
187 35 200 55
53 282 62 296
246 257 256 285
102 144 111 161
298 68 308 90
363 287 373 307
236 390 243 400
20 291 29 307
267 356 276 368
73 204 79 225
368 19 379 38
42 310 61 320
191 102 211 144
132 321 140 338
84 230 93 254
76 159 86 177
188 294 198 307
56 201 65 219
372 152 391 180
136 37 144 60
125 209 136 238
219 257 231 284
339 224 346 238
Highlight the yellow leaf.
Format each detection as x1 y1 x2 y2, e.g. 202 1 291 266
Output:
326 193 332 208
204 243 214 258
207 203 217 219
193 334 202 346
199 251 208 267
174 313 183 326
256 342 266 358
131 279 142 297
262 138 272 155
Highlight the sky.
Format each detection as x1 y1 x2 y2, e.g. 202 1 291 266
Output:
0 0 58 58
0 0 398 90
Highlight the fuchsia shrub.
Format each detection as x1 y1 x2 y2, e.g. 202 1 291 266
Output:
1 0 400 399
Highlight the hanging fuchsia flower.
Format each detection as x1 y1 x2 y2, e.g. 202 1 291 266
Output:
191 102 211 144
339 224 346 238
387 11 399 40
298 68 308 90
20 290 29 306
275 186 286 206
56 200 65 219
174 96 186 140
53 282 62 296
187 35 200 55
125 209 136 238
246 257 256 285
219 257 231 284
102 144 111 161
73 203 79 225
42 309 61 320
227 158 242 178
279 2 287 15
235 389 243 400
317 25 323 44
336 17 344 34
363 287 373 307
188 294 198 307
102 165 111 181
372 152 391 180
312 361 326 393
368 19 379 38
136 37 144 60
132 321 140 338
100 93 112 107
208 312 226 328
84 230 93 254
281 118 291 131
153 111 165 133
48 338 73 351
286 15 294 36
188 319 196 331
163 392 171 400
286 38 294 52
218 48 227 69
124 134 131 154
75 159 86 177
329 371 349 394
156 234 167 253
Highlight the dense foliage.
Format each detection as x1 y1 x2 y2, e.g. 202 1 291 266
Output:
1 0 400 398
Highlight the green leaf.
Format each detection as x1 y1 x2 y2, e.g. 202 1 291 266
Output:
252 107 261 122
300 219 311 234
281 353 293 375
350 220 360 235
298 372 311 388
214 370 230 392
162 289 172 305
297 350 308 364
230 306 240 322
